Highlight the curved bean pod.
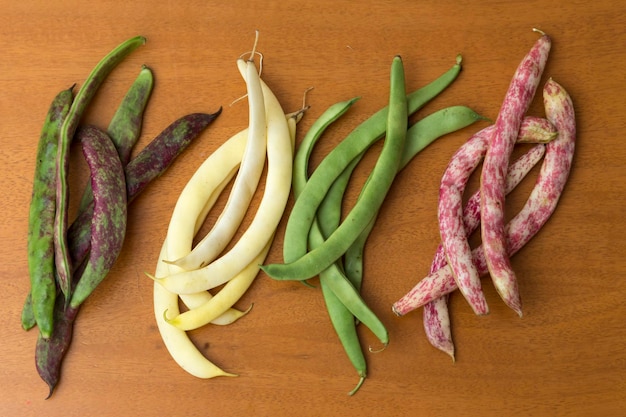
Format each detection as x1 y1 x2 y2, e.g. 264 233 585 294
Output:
293 99 372 394
151 129 253 377
170 54 267 271
66 110 221 268
337 106 487 358
69 126 127 308
304 102 373 394
165 238 271 331
424 142 547 356
393 79 575 316
54 36 145 300
152 100 302 378
25 86 74 337
479 30 551 316
438 117 556 315
153 242 237 378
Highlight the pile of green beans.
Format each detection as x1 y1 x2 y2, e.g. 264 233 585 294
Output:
22 36 222 398
262 55 486 394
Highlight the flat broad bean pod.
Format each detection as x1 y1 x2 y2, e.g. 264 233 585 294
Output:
54 36 145 300
152 60 293 295
392 78 575 315
278 57 464 266
25 86 74 337
69 126 127 309
35 123 129 397
479 30 551 317
437 117 556 315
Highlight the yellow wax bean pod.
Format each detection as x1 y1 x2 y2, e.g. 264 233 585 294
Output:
153 241 236 378
165 236 273 331
153 59 294 295
171 44 268 271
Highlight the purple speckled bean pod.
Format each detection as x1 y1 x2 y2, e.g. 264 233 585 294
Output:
125 111 221 199
438 117 555 315
479 31 551 317
35 124 128 398
68 125 127 309
54 36 145 301
394 79 575 316
66 110 220 267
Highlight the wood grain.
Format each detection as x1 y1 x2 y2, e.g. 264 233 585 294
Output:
1 1 624 416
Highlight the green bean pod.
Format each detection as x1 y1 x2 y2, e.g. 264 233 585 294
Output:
344 105 487 286
290 97 377 393
280 56 463 267
263 55 409 281
54 35 145 301
68 126 127 309
20 292 36 331
76 64 155 213
25 86 74 337
317 160 373 395
320 278 366 395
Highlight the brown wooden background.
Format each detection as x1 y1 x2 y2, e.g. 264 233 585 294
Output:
2 1 624 416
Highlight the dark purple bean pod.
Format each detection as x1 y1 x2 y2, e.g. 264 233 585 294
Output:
68 125 127 309
125 110 222 199
35 296 80 399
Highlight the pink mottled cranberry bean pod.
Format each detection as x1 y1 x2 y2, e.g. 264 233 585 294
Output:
479 31 552 316
423 142 545 354
438 117 554 315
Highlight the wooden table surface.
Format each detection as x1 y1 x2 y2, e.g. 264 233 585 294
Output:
2 1 624 416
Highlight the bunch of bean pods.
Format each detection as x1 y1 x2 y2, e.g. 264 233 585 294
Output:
261 55 489 394
22 36 222 398
392 29 577 360
148 32 303 379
